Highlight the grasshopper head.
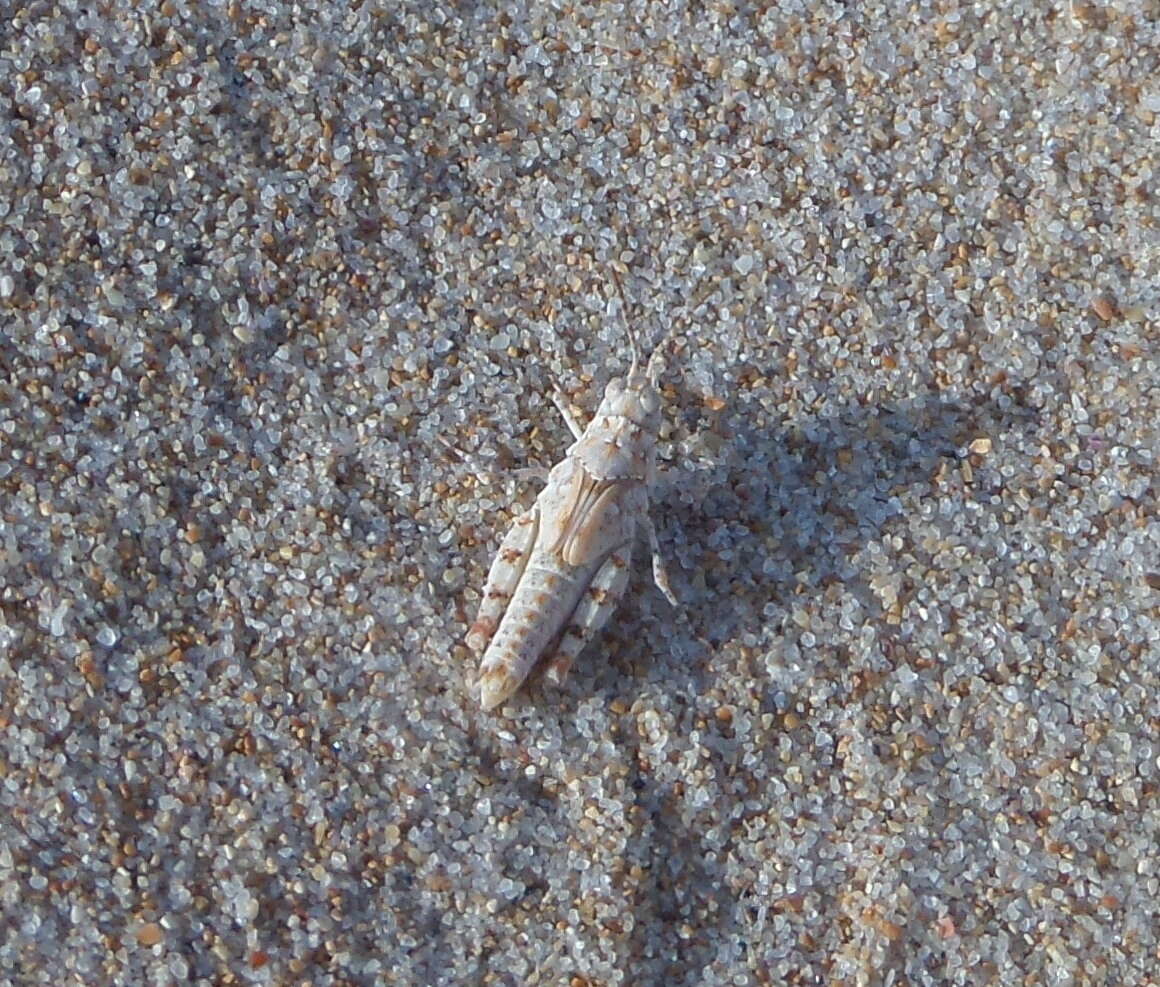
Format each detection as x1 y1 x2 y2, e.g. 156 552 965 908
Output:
598 370 661 430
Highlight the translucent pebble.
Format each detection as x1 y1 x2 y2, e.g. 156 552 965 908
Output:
49 601 69 637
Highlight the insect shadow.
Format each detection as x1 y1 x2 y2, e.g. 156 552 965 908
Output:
563 387 1035 980
557 385 1032 710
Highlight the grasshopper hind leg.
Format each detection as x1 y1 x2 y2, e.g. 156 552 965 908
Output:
542 544 633 688
466 505 539 654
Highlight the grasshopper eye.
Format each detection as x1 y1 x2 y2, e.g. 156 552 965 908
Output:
639 387 660 415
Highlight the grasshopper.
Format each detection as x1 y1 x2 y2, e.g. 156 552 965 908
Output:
466 280 680 710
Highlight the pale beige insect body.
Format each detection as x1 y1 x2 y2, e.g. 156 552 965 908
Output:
467 326 678 711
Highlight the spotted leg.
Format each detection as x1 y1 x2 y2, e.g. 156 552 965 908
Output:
466 506 539 654
543 543 633 687
550 387 585 440
642 510 678 607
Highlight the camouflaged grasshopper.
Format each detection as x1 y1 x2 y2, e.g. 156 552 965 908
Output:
467 280 679 710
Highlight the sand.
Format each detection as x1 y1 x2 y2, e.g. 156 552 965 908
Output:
1 2 1157 984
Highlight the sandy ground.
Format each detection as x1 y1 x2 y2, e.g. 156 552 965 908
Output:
1 2 1158 984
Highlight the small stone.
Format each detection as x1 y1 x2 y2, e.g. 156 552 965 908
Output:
136 922 163 947
1091 296 1116 321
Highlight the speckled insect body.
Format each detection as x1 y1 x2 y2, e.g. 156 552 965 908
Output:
467 304 678 711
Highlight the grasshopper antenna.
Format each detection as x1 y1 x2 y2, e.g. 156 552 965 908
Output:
642 273 720 384
608 265 642 378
